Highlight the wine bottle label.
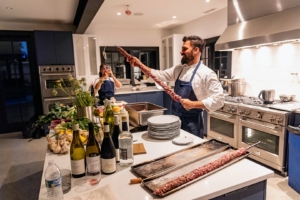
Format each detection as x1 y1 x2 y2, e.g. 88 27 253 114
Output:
45 177 61 188
115 149 120 162
71 159 85 175
120 148 128 160
101 158 116 173
86 156 101 173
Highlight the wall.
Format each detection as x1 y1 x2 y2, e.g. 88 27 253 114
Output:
170 8 227 39
85 25 171 69
231 42 300 99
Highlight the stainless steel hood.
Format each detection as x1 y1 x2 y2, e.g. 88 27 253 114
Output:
215 0 300 51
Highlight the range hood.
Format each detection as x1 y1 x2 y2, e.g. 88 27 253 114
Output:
215 0 300 51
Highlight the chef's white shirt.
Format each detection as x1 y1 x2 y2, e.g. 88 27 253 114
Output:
150 62 224 112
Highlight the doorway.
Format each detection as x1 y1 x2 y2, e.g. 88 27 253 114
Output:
0 31 42 134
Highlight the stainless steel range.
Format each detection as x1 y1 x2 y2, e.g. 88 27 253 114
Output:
39 65 75 114
207 95 292 175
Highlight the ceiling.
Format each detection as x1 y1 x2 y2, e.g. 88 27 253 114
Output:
0 0 227 31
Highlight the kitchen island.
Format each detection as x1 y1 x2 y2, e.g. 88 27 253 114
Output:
39 130 273 200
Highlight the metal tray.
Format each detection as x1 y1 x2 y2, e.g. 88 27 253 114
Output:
125 102 167 127
142 148 250 197
131 139 229 178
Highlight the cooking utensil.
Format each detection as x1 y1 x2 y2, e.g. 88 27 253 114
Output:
225 78 246 96
279 94 296 102
258 90 275 103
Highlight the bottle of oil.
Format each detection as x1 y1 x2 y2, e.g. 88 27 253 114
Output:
103 99 114 135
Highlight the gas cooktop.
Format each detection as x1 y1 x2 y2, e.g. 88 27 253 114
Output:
225 95 300 112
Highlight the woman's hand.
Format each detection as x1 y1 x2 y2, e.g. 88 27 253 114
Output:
106 69 113 77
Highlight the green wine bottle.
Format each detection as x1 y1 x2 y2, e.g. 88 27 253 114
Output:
70 124 86 178
103 100 114 135
86 122 101 167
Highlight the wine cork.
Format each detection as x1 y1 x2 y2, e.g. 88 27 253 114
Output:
130 177 142 184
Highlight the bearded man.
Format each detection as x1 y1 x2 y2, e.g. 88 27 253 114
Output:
127 35 224 138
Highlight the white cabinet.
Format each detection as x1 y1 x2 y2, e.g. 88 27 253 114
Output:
73 34 100 85
161 34 184 70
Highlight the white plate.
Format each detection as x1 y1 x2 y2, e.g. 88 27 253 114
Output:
172 136 194 145
147 115 179 125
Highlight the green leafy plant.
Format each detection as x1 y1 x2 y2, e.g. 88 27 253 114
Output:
52 75 98 107
61 117 100 133
35 103 76 126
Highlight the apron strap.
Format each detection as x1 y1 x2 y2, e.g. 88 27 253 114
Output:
189 61 201 84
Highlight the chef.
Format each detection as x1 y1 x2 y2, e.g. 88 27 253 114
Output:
94 63 122 105
127 35 224 138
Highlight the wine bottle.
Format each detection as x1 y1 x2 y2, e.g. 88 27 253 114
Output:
119 116 134 165
101 122 116 174
112 115 121 163
70 124 86 178
103 100 114 135
86 122 101 167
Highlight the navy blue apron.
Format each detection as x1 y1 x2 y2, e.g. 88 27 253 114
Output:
171 62 204 138
98 78 115 105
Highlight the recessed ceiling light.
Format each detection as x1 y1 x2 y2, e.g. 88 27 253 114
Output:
117 12 121 15
206 0 210 2
133 13 144 16
6 7 13 10
173 16 177 19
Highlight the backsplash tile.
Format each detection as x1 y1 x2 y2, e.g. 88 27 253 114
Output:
232 43 300 99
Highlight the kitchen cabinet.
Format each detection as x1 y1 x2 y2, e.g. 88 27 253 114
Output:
34 31 74 65
161 34 184 70
73 34 100 85
136 91 163 107
115 91 164 107
163 92 173 115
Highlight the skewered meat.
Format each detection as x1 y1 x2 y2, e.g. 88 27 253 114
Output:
116 46 182 102
153 148 247 196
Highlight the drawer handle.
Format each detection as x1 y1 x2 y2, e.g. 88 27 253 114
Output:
224 186 248 197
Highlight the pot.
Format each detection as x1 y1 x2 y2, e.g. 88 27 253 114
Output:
227 78 246 97
279 94 296 102
258 90 275 103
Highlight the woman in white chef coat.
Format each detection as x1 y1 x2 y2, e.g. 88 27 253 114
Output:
127 35 224 138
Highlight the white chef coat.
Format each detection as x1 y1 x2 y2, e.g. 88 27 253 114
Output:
150 62 224 112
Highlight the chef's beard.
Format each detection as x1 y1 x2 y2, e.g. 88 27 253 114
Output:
181 54 194 65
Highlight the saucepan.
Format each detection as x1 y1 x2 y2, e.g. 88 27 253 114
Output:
279 94 296 102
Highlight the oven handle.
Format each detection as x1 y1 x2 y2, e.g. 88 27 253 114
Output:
40 73 71 76
211 112 234 118
240 119 278 133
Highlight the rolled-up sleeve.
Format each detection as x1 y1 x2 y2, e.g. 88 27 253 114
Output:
150 65 179 82
201 72 224 112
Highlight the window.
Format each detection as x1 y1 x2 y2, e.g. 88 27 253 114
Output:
100 46 159 85
202 36 232 79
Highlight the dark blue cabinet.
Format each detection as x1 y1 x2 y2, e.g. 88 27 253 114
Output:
136 92 164 107
115 93 136 103
34 31 74 65
163 92 172 114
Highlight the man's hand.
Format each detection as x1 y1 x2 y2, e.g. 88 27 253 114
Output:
126 56 142 67
180 98 194 111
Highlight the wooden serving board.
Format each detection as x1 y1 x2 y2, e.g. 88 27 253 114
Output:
133 143 147 155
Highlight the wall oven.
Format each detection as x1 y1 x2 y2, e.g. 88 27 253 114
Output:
238 105 289 175
207 102 239 148
39 65 75 114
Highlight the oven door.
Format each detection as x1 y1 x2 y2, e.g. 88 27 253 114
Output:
207 111 238 148
238 117 286 171
43 97 73 114
40 73 73 98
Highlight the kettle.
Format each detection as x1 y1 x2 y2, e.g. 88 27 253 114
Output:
258 90 275 104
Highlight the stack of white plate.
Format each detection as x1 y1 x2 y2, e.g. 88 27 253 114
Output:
147 115 181 139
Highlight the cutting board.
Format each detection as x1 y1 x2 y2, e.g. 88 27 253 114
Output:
133 143 147 155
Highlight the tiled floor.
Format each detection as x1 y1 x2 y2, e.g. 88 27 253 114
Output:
0 132 300 200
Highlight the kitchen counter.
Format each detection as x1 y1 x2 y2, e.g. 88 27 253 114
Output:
39 130 274 200
115 87 164 95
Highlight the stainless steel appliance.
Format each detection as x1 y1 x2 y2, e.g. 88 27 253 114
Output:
258 90 275 104
238 104 289 175
39 65 75 114
207 101 239 148
207 95 293 175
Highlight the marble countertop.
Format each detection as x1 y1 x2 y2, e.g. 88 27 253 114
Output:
39 130 274 200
